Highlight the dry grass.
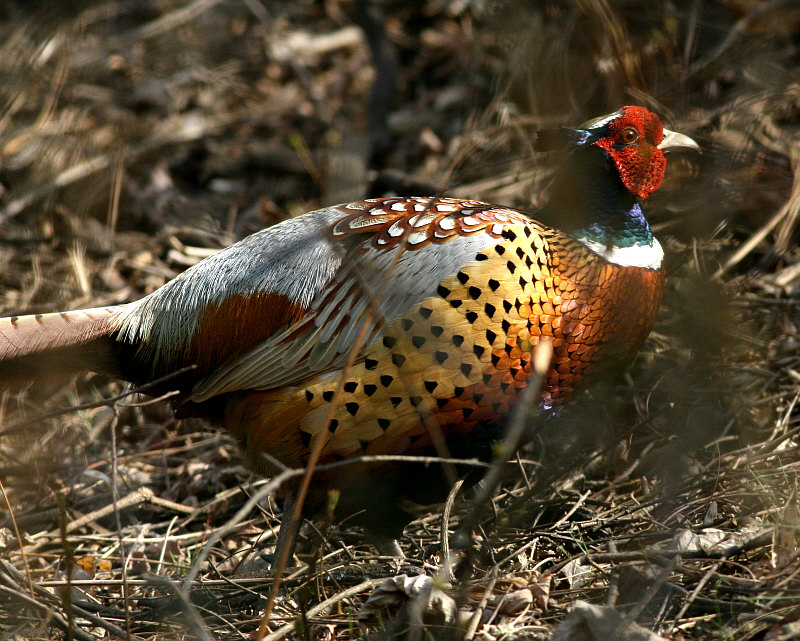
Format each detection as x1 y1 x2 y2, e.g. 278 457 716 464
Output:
1 1 800 639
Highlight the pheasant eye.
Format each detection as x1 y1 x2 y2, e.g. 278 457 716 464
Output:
618 126 638 144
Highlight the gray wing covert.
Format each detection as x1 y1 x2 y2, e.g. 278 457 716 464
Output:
190 226 500 401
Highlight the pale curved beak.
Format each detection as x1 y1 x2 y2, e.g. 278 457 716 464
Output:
658 128 701 152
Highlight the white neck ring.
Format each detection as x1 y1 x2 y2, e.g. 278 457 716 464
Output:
578 237 663 269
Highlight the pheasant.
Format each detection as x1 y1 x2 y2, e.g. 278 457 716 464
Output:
0 106 697 533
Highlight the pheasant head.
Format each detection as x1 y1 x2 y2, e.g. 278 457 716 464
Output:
579 105 700 199
537 106 699 267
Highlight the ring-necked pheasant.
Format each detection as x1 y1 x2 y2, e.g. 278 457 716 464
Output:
0 106 698 533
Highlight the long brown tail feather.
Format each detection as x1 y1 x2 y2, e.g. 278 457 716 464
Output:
0 306 126 384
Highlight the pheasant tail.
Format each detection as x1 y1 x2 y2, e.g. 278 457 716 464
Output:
0 307 124 383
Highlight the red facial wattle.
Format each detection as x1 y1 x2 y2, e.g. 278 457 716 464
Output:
592 106 667 200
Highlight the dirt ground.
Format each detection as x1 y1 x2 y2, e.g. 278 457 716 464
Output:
1 1 800 639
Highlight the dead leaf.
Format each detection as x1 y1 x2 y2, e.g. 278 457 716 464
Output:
560 559 594 589
358 574 456 626
75 555 111 577
670 526 763 555
551 601 668 641
490 588 533 618
530 573 552 611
